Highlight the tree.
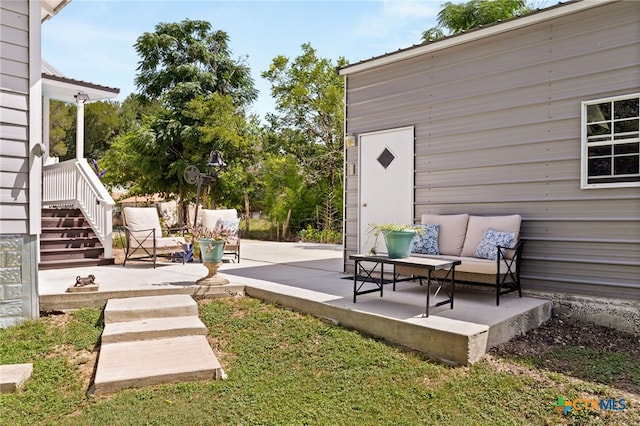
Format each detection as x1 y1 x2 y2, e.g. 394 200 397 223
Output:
48 100 120 161
134 19 257 110
104 20 258 223
48 100 74 158
262 43 347 235
422 0 531 42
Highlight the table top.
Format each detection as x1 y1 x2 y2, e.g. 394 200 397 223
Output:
349 254 461 270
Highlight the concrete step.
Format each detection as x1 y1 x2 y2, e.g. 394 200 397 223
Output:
101 316 207 343
104 294 198 324
0 363 33 393
91 335 222 395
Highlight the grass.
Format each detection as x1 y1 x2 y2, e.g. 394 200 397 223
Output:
1 298 638 425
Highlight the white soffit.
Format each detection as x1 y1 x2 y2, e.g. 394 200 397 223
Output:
41 0 71 23
339 0 615 76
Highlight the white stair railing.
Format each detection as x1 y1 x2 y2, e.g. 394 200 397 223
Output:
42 159 114 258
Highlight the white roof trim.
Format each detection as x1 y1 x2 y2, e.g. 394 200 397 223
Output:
339 0 615 75
41 0 71 23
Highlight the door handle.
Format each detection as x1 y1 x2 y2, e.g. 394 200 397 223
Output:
362 203 367 207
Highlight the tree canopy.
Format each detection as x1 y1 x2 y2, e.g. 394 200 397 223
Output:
135 19 257 110
261 43 347 234
103 20 258 222
422 0 531 42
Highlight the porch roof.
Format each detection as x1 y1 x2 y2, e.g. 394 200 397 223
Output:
42 60 120 103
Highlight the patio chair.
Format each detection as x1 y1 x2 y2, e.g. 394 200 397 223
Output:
201 208 241 263
122 207 187 268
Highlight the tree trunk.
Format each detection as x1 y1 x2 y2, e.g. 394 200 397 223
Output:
244 192 250 235
282 209 292 241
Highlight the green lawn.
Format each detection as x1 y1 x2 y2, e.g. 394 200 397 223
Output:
1 298 637 425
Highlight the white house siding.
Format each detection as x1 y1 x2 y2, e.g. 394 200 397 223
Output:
343 1 640 299
0 1 39 327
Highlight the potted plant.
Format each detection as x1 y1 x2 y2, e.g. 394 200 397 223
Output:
367 223 423 258
187 224 231 286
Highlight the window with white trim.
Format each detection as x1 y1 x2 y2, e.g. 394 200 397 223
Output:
582 94 639 188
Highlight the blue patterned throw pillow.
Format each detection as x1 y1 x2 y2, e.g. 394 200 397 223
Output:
474 228 515 260
411 224 440 255
216 217 240 236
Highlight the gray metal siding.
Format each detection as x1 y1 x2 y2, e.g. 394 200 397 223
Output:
344 1 640 299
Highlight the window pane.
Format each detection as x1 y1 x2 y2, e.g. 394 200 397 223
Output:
587 102 610 122
588 158 611 176
614 98 639 119
588 145 611 156
614 155 639 175
614 143 639 155
588 123 610 137
613 118 639 135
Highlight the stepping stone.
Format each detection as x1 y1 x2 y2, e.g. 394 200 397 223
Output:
91 335 222 395
0 363 33 393
101 316 207 344
104 294 197 323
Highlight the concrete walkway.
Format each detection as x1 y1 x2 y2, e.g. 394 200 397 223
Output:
91 294 223 395
39 240 551 365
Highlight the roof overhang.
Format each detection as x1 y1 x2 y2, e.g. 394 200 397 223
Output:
339 0 616 76
41 0 71 23
42 74 120 103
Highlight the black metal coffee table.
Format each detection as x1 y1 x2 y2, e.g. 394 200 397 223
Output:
349 254 461 317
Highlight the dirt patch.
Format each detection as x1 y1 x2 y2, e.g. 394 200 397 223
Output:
490 313 640 395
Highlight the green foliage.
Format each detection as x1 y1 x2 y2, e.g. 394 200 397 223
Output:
422 0 531 42
261 43 346 235
134 19 257 110
48 100 74 158
298 225 342 244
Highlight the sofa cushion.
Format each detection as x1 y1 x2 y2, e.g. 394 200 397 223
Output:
411 224 439 255
474 228 516 260
420 214 469 256
461 215 521 258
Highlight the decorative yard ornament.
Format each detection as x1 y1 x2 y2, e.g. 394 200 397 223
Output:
183 150 226 227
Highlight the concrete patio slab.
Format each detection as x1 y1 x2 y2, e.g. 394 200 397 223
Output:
39 240 552 365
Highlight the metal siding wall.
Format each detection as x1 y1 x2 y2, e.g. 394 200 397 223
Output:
344 2 640 299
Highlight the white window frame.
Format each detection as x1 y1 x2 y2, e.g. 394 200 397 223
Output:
581 93 640 189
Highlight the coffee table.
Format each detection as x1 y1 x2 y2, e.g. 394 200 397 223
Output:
349 254 461 317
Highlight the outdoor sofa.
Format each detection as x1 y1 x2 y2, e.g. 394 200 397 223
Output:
396 214 524 305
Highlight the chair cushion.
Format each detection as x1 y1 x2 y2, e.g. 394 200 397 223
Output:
420 214 469 256
201 209 238 230
461 215 521 258
411 224 439 255
124 207 162 242
474 228 516 260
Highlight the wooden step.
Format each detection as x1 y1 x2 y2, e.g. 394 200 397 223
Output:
39 237 101 249
38 258 115 270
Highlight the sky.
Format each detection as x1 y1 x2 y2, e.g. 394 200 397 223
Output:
41 0 440 119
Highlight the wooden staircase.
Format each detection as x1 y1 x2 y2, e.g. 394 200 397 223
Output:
39 208 114 270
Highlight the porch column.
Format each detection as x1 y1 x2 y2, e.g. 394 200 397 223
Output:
75 93 86 160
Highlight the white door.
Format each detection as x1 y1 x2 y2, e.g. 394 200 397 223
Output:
359 127 414 255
